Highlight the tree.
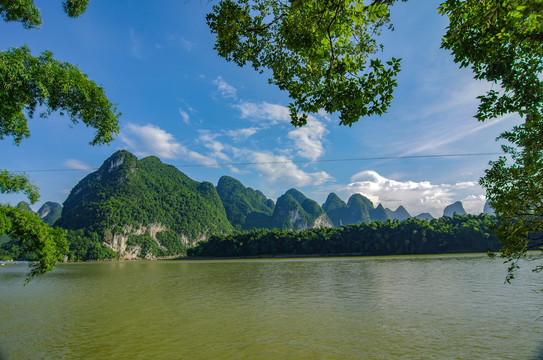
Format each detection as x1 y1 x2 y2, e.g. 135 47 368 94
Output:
207 0 403 127
208 0 543 280
439 0 543 281
0 0 120 281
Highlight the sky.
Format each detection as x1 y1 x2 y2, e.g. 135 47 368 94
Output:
0 0 520 218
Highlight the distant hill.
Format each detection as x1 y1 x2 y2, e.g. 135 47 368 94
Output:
443 201 467 217
415 213 435 221
56 150 233 260
322 194 406 227
16 201 62 226
386 206 411 221
216 175 274 230
322 193 350 227
37 202 63 226
3 150 497 263
16 201 33 212
345 194 374 224
483 200 495 215
272 189 332 230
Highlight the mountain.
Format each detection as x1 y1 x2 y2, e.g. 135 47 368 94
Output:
216 175 274 230
386 206 411 221
371 204 389 223
415 213 435 221
37 202 63 226
483 200 495 215
443 201 467 217
56 150 233 260
15 201 63 226
345 194 374 224
322 193 349 227
270 189 332 231
322 193 396 226
16 201 33 212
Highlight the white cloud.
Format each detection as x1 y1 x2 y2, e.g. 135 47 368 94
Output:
120 123 182 159
461 194 487 215
234 101 291 124
288 118 328 161
415 76 491 120
63 159 93 171
129 28 143 59
179 108 190 124
339 170 485 217
185 151 219 167
165 34 193 51
401 115 514 156
213 76 237 99
178 37 193 51
249 151 333 186
225 127 259 141
198 131 231 162
119 123 217 166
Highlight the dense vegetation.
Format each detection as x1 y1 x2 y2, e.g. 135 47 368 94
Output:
1 150 502 263
216 175 275 230
55 150 233 260
270 189 332 230
188 214 500 258
323 192 411 227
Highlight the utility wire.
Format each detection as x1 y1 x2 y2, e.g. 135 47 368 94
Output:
6 152 503 173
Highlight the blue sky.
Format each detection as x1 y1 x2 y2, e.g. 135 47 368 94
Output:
0 0 519 218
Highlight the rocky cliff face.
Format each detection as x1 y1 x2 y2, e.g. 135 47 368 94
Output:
104 223 168 259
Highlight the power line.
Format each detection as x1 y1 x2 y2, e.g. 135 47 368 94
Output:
6 152 503 173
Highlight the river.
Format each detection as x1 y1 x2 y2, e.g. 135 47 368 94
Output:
1 254 542 359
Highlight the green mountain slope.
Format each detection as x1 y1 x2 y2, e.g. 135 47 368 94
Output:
16 201 33 212
216 175 274 230
322 194 402 226
443 201 467 217
37 202 63 226
385 206 411 222
371 204 389 223
322 193 350 227
272 189 332 230
56 150 233 259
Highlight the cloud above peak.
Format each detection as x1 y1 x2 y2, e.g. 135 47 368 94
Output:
120 123 182 159
119 123 217 166
288 118 328 161
340 170 485 217
249 151 333 186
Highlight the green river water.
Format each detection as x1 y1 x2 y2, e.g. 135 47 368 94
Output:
1 254 543 359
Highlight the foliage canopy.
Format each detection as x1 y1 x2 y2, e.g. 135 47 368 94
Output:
0 0 119 280
207 0 404 126
439 0 543 281
209 0 543 280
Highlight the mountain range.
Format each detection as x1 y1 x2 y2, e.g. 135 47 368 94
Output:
14 151 494 259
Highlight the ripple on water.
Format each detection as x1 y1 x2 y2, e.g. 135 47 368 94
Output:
1 255 542 359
